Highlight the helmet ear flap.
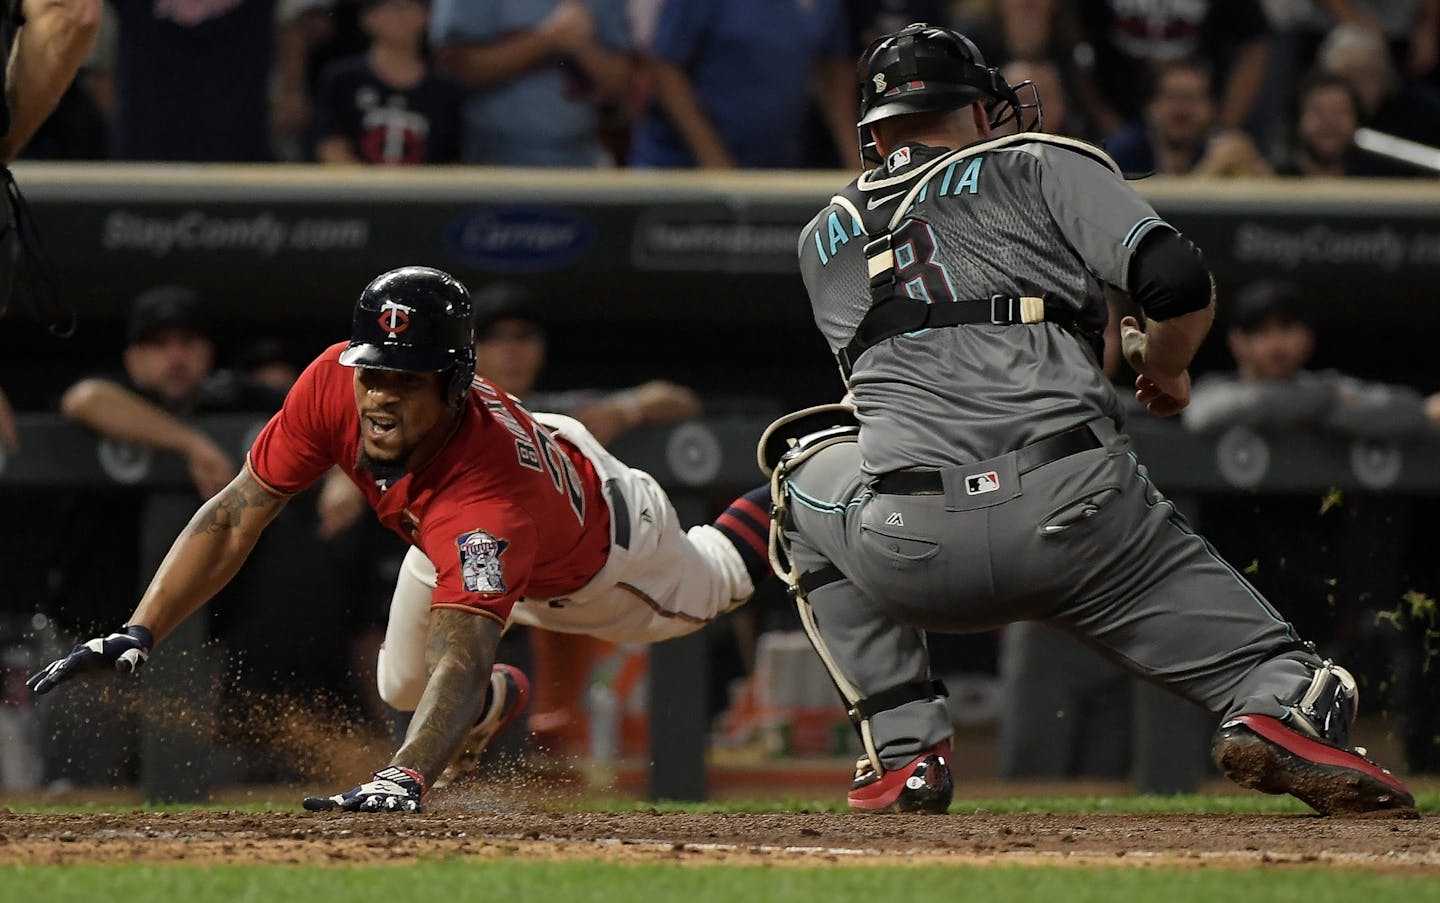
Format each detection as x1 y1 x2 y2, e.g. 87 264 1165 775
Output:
445 345 477 408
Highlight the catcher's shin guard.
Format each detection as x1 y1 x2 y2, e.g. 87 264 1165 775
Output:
848 741 954 813
763 412 955 813
432 663 531 791
1213 663 1416 817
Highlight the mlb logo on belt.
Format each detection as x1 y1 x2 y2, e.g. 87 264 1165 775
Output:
965 471 1000 495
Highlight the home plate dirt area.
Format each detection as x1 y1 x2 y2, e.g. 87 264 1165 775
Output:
1 805 1436 871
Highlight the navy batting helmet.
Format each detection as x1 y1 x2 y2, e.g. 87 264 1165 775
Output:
856 23 1034 163
339 266 476 408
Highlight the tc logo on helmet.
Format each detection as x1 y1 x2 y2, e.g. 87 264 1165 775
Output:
378 300 413 338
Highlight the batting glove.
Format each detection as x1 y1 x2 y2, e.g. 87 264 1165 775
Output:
26 625 153 695
302 766 426 813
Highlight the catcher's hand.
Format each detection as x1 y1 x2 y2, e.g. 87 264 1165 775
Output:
1120 315 1191 417
303 766 426 813
26 625 153 695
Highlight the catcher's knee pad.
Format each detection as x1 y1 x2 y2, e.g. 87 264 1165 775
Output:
757 403 859 479
759 404 859 586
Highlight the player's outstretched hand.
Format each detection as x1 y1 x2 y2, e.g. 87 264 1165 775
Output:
303 766 425 813
26 625 153 695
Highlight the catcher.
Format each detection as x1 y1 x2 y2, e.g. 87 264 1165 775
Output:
764 22 1415 817
28 266 772 812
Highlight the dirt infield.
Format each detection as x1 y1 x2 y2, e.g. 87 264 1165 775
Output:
2 803 1436 870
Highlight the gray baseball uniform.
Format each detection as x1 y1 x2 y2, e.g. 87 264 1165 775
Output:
780 133 1324 772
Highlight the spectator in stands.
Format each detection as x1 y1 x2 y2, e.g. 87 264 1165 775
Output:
314 0 461 164
1185 280 1440 437
1276 71 1368 176
471 283 701 444
630 0 854 169
60 287 282 499
429 0 632 166
1105 58 1272 176
1316 23 1440 174
98 0 305 161
1073 0 1271 139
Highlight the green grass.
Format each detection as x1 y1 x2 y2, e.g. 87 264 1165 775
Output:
5 861 1439 903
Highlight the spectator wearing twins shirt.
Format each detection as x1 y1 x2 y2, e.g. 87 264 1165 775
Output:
314 0 462 164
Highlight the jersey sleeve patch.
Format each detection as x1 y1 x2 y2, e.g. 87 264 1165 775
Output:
457 529 510 595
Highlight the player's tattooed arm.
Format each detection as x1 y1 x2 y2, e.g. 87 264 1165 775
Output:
389 610 501 787
127 469 289 643
185 470 286 536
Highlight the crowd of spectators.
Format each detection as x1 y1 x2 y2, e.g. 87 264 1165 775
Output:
17 0 1440 176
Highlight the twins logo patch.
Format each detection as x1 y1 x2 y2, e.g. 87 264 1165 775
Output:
965 471 1000 495
457 529 510 594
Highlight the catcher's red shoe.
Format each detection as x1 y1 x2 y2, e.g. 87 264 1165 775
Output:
848 741 953 813
431 663 531 791
1213 713 1415 818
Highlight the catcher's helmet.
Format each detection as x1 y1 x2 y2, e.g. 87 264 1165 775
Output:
856 23 1033 163
339 266 476 408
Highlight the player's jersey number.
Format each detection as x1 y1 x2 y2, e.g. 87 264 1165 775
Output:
892 219 957 304
532 424 586 526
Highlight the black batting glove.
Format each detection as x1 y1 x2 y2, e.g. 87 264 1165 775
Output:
302 766 426 813
26 625 153 695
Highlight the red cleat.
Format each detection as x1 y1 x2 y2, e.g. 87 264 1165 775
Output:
848 741 953 813
1213 713 1416 818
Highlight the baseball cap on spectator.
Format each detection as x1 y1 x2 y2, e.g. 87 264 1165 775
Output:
471 283 547 341
1230 281 1310 332
127 286 208 345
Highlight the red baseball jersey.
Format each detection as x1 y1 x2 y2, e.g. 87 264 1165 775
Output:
247 342 611 624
